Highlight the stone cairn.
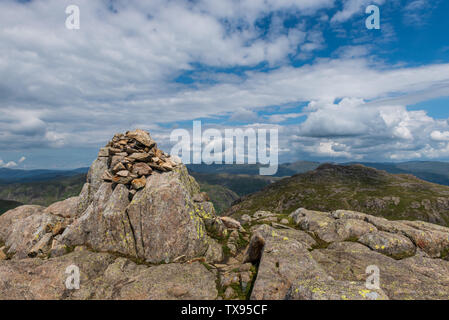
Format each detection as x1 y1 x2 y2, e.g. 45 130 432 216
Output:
99 129 180 197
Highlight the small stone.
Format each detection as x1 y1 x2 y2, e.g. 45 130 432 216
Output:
155 149 163 158
112 175 133 185
253 211 277 219
51 221 65 236
98 147 110 157
240 271 252 290
0 248 6 260
118 140 128 145
241 214 252 224
219 216 242 229
109 148 123 154
49 239 67 258
161 162 174 171
221 272 240 287
131 176 147 190
152 157 160 163
126 146 139 154
239 263 252 272
148 163 167 172
110 155 126 168
224 287 236 299
114 152 128 157
112 162 126 174
132 162 152 176
116 170 130 177
102 170 113 182
129 153 152 162
126 129 156 148
280 219 289 224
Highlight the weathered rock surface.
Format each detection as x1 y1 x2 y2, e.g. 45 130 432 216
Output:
0 205 65 259
44 197 80 219
244 208 449 300
60 164 214 264
0 251 217 300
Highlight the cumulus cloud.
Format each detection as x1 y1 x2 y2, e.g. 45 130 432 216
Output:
283 98 449 161
0 159 18 168
431 131 449 141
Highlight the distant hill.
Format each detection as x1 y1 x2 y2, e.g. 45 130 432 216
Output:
0 199 23 215
196 182 239 215
0 167 89 184
189 171 281 197
346 161 449 186
2 161 449 217
0 174 86 207
226 163 449 226
187 161 320 177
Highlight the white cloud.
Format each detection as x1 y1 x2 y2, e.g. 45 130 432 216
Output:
283 97 449 161
431 131 449 141
331 0 385 23
0 159 18 168
403 0 434 26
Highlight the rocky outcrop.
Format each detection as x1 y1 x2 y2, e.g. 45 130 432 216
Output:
0 130 235 300
0 205 65 259
241 208 449 300
57 130 220 264
60 165 213 264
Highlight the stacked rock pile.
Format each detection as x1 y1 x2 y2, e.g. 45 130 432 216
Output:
99 129 180 194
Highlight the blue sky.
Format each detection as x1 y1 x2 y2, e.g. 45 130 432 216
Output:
0 0 449 169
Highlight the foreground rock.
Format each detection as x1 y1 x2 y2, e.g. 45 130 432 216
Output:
60 165 214 264
0 251 217 300
242 208 449 300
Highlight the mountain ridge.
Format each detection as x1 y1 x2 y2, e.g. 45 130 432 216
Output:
226 163 449 226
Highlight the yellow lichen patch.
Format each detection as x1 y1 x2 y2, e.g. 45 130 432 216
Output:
188 206 205 239
311 287 326 295
283 237 289 241
358 289 371 298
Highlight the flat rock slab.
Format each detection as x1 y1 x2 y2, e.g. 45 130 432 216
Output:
250 209 449 300
0 251 217 300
